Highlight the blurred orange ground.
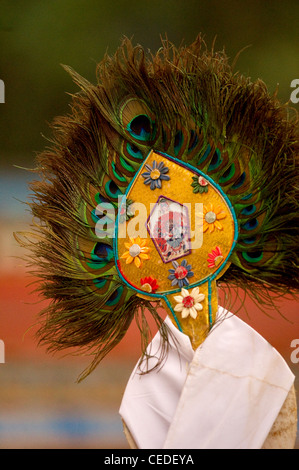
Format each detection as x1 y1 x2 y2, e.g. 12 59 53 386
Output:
1 271 298 364
0 268 298 448
0 272 142 362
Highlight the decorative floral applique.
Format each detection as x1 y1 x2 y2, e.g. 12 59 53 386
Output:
121 236 150 268
173 287 205 319
140 276 159 293
191 175 209 193
168 259 194 287
141 160 170 190
207 246 224 268
118 199 135 223
199 202 226 232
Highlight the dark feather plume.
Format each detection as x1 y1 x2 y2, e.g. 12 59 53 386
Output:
16 35 299 379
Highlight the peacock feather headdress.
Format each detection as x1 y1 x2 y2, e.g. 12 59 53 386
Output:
17 36 299 380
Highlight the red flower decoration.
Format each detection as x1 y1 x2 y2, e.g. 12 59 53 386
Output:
207 246 224 268
140 276 159 293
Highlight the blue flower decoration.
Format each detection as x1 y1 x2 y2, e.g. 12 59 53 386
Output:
168 259 194 287
141 160 170 190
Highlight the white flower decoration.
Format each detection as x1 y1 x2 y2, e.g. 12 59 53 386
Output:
173 287 205 319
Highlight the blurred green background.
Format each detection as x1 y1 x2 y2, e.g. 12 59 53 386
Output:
0 0 298 170
0 0 298 449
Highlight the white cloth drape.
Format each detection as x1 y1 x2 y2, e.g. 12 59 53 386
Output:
119 308 294 449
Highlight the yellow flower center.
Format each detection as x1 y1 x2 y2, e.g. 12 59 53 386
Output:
129 243 141 257
150 169 161 180
205 211 216 223
141 283 152 292
214 255 223 267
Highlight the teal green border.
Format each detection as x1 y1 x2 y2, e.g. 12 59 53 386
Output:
113 150 239 332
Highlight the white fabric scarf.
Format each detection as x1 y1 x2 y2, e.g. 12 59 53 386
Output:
119 308 294 449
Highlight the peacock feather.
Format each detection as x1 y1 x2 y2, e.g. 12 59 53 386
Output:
17 36 299 380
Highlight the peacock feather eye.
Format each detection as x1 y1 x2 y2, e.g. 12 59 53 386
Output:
104 180 122 199
85 242 114 270
240 192 253 201
219 163 235 183
126 142 144 159
241 204 256 216
241 218 259 231
93 278 107 289
174 130 183 156
127 114 153 141
187 130 199 152
106 286 124 306
111 161 127 183
231 171 246 189
94 193 112 206
208 149 223 172
93 242 114 261
197 144 212 166
242 236 257 244
241 250 264 263
119 156 135 173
